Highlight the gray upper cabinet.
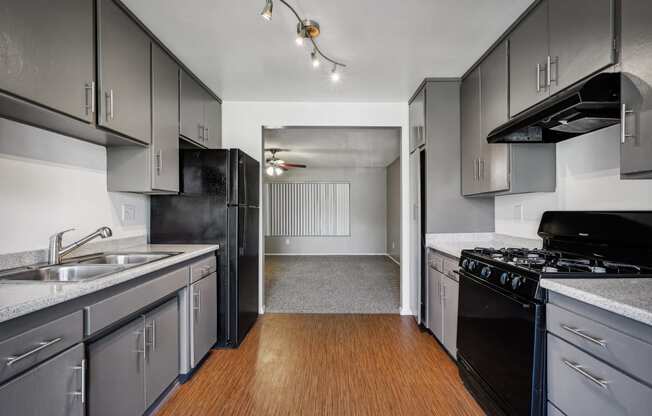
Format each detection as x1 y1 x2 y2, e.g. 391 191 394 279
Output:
180 71 221 148
151 45 180 191
107 45 179 193
461 68 482 196
145 298 179 408
0 0 94 123
0 344 85 416
409 87 426 152
480 41 510 194
509 0 549 117
620 0 652 178
204 97 222 149
89 317 146 416
180 70 205 145
548 0 615 95
97 0 151 144
192 273 217 367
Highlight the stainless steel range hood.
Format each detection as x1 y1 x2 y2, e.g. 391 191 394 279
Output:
487 72 621 143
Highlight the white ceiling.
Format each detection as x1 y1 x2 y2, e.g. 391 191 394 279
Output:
122 0 533 102
263 127 400 168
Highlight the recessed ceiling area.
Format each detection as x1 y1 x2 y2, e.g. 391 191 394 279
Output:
122 0 534 102
263 127 400 168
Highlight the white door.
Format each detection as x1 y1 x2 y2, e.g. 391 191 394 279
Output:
409 150 421 323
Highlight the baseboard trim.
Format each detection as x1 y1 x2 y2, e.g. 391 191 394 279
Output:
400 306 414 316
385 254 400 266
265 253 389 256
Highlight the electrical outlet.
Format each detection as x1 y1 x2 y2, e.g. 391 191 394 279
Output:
392 241 395 249
285 238 290 245
513 204 524 221
122 204 137 225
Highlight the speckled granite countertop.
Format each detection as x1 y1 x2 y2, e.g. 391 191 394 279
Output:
425 233 542 258
541 278 652 326
0 244 219 324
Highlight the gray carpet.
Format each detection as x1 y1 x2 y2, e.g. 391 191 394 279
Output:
264 255 401 314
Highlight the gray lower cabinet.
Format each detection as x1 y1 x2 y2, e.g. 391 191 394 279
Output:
0 343 85 416
620 0 652 178
89 317 146 416
89 297 180 416
107 44 179 193
0 0 94 123
427 266 442 340
548 0 615 95
508 0 549 117
97 0 151 144
191 273 218 366
441 275 459 358
145 298 179 408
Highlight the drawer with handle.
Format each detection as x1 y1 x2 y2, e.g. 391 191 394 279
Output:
0 311 83 384
547 333 652 416
85 266 187 336
190 255 217 283
547 303 652 386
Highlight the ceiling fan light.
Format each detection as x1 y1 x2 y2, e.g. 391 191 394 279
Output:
274 166 284 176
260 0 273 20
266 165 276 176
330 64 340 82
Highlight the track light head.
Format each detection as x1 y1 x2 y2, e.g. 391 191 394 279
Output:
311 50 320 68
261 0 273 21
330 64 340 82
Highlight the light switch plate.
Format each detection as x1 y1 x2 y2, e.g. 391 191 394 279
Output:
513 204 524 221
122 204 137 225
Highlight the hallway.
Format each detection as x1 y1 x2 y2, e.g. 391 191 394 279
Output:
264 255 401 313
157 314 484 416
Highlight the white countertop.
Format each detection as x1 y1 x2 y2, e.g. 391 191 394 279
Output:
425 232 542 258
0 244 219 324
541 278 652 327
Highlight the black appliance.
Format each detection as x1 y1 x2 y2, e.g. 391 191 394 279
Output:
457 211 652 416
150 149 260 348
487 72 621 144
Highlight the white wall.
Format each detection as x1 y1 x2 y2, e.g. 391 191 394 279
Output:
222 101 412 314
0 119 149 254
495 125 652 239
265 168 388 255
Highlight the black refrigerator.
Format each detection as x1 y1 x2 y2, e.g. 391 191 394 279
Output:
150 149 259 348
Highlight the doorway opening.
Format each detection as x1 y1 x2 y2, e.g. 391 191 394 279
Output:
261 126 401 313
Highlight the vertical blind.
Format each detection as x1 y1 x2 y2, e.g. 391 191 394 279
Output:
266 182 350 236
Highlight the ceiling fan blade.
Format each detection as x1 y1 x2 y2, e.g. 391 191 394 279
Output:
280 163 307 168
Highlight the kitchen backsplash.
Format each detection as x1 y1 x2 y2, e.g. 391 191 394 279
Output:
495 124 652 239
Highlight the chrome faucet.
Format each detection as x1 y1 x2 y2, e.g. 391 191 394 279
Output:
48 227 113 265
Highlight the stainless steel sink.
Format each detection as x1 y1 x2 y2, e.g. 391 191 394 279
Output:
0 264 126 282
77 252 175 265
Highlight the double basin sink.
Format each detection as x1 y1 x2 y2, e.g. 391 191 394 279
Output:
0 252 178 283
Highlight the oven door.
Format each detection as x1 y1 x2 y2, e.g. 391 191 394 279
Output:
457 271 543 416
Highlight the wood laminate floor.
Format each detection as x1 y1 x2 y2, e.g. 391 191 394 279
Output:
157 314 484 416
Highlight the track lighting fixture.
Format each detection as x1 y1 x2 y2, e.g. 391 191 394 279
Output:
260 0 273 21
260 0 347 82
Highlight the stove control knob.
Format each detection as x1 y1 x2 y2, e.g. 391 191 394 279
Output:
511 275 523 290
468 261 477 271
500 272 510 285
481 266 492 278
462 259 469 270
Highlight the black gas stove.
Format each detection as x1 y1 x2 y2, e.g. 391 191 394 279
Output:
456 211 652 416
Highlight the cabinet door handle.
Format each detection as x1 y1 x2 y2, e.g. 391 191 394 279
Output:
105 90 114 121
85 82 95 115
135 329 147 360
561 324 607 347
536 63 541 92
198 124 204 141
480 159 485 181
151 319 157 351
621 104 635 144
6 337 62 366
205 127 210 143
563 359 609 389
156 149 163 175
72 359 86 404
546 55 552 87
193 289 201 315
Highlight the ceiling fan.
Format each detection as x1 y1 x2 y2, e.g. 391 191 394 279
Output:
265 148 307 176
